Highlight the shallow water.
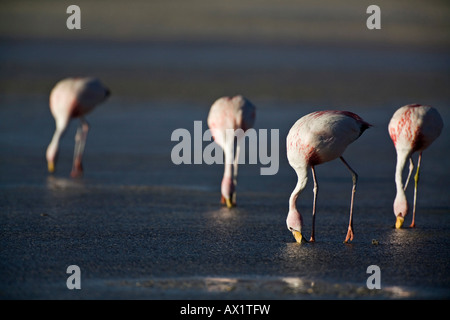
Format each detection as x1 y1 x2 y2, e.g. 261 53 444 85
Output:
1 96 449 299
1 37 450 299
0 180 449 299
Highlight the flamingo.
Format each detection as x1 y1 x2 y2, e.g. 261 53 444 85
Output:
388 104 443 229
46 77 110 178
207 95 256 208
286 110 371 243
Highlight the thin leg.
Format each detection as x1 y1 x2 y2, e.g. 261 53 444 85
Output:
310 166 318 242
340 156 357 243
410 152 422 228
232 143 240 205
71 118 89 178
404 157 414 191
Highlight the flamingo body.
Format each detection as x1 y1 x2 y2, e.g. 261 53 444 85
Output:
286 110 370 243
388 104 443 228
46 77 110 177
207 95 256 207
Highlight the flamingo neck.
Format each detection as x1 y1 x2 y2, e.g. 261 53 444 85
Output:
289 166 308 212
394 149 410 217
222 143 235 175
46 128 64 162
394 149 410 193
221 148 235 199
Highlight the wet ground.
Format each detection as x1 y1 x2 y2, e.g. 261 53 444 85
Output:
1 1 450 300
1 92 449 299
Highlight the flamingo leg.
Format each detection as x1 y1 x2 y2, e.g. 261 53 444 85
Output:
410 152 422 228
404 157 414 191
340 156 357 243
310 166 318 242
71 118 89 178
232 142 240 206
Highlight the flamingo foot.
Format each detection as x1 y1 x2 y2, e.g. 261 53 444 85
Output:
409 222 416 228
70 169 83 178
309 236 315 242
70 160 83 178
344 227 354 243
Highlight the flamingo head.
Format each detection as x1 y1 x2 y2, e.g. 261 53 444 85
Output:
286 209 307 243
393 192 408 229
221 176 235 208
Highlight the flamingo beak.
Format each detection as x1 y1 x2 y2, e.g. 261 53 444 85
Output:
395 216 405 229
292 230 308 244
48 161 55 173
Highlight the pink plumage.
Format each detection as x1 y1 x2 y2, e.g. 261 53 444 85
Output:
388 104 443 228
207 95 256 208
46 77 110 177
286 110 371 243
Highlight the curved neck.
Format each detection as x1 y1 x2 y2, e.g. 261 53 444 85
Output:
289 166 309 211
395 149 410 194
46 128 64 162
223 146 234 177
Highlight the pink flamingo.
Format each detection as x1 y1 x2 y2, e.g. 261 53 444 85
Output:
388 104 443 228
286 110 371 243
207 95 256 208
46 77 110 178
